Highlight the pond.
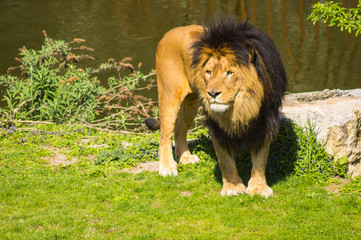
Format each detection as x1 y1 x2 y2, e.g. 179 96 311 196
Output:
1 0 360 95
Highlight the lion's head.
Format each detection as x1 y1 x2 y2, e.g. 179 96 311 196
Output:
192 18 287 145
193 45 264 134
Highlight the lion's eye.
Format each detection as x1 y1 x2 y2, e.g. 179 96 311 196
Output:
226 71 233 77
205 70 212 75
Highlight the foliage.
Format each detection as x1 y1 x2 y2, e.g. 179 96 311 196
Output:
93 140 159 167
308 1 361 36
0 31 157 132
265 119 346 183
92 148 129 165
290 120 347 181
0 32 104 123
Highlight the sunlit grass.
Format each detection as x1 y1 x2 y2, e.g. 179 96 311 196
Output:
0 123 360 239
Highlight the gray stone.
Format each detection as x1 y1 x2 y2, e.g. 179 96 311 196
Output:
281 89 361 178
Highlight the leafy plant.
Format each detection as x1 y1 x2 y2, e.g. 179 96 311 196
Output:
0 31 157 132
0 32 105 123
292 120 346 181
93 148 129 165
267 119 347 182
308 1 361 36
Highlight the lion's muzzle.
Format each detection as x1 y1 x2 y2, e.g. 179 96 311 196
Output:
206 90 231 113
206 88 231 113
209 103 230 112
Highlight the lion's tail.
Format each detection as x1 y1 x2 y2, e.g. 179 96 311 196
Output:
145 118 160 131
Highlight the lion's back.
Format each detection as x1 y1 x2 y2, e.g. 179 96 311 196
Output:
156 25 203 58
156 25 203 93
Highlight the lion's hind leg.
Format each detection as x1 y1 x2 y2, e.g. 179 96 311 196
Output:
246 139 273 198
157 85 186 177
158 106 179 177
174 93 200 165
157 75 196 176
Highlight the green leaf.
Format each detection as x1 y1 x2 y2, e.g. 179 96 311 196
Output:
337 156 348 166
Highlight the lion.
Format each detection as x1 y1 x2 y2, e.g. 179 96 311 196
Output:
145 17 287 198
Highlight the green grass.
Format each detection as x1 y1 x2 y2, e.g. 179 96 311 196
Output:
0 123 360 239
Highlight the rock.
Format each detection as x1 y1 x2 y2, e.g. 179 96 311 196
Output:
281 89 361 178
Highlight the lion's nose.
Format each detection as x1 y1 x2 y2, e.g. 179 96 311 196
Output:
207 89 222 99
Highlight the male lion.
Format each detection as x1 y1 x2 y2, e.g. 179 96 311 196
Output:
146 17 287 198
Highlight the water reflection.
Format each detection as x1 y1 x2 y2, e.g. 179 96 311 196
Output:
0 0 360 94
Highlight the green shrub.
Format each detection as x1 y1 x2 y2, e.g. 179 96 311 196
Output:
0 31 157 132
268 119 347 182
0 32 106 123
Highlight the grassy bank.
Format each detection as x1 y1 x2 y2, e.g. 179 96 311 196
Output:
1 123 360 239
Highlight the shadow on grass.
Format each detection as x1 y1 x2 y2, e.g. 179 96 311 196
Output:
188 118 299 187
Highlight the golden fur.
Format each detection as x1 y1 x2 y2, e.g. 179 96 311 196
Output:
150 21 286 198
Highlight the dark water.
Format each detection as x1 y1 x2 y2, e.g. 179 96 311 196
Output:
1 0 360 94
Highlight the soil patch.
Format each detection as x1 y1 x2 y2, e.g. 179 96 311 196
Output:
122 161 159 174
323 177 351 195
42 146 78 166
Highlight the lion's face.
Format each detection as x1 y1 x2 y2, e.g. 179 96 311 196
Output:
196 52 264 129
200 55 239 113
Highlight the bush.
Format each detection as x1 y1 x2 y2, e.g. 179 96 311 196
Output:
0 31 157 132
0 32 105 123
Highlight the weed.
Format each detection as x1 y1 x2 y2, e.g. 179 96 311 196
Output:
340 176 361 195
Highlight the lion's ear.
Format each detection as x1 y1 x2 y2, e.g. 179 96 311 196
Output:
247 44 257 66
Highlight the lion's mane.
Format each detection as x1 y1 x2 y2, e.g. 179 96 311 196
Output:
191 17 287 150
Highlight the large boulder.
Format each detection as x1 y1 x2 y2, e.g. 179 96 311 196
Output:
281 89 361 178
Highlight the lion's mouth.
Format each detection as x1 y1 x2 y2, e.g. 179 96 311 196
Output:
206 94 232 113
209 103 230 113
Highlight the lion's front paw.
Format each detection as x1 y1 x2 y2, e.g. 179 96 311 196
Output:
159 160 178 177
179 154 200 165
246 183 273 198
221 182 247 196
